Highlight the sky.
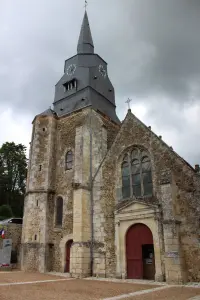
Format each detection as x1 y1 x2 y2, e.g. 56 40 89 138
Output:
0 0 200 166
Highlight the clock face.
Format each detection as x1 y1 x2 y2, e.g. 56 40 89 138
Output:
66 64 76 76
98 64 107 78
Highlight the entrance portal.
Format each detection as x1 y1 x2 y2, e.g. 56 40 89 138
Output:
126 223 155 279
65 239 73 273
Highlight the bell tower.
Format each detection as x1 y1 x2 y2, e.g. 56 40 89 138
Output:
53 11 120 124
21 9 121 276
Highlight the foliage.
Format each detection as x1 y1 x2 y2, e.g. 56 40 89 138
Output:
0 142 27 217
0 204 13 220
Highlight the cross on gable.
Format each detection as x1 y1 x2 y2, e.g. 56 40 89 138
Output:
125 98 132 109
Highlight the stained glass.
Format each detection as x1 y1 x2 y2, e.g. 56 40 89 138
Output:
131 148 139 159
121 149 153 199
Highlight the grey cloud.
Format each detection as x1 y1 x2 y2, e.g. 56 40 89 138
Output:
104 0 200 104
1 0 200 112
0 0 200 165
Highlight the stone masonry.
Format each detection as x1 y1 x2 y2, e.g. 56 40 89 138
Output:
21 107 200 283
21 11 200 284
99 110 200 283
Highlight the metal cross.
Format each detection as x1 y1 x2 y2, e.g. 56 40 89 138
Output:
84 0 88 10
125 98 132 109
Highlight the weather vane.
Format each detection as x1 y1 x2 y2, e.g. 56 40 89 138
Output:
84 0 88 10
125 98 132 110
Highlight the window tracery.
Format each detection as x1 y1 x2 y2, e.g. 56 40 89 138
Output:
121 147 153 199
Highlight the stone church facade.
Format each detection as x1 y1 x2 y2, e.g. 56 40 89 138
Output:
21 12 200 284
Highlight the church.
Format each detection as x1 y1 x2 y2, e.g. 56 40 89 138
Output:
21 11 200 284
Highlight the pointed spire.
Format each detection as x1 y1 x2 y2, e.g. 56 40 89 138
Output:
77 11 94 54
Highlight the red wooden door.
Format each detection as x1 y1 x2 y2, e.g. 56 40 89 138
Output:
65 240 73 273
126 224 153 279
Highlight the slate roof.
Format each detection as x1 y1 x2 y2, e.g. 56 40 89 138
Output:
77 11 94 54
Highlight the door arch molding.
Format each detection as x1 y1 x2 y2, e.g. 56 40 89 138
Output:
60 234 73 272
65 239 73 273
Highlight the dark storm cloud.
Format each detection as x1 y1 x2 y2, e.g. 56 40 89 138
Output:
101 0 200 104
0 0 79 114
0 0 200 165
1 0 200 113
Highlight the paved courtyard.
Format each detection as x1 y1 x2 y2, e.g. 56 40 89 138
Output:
0 272 199 300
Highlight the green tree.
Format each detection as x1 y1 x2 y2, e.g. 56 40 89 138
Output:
0 204 13 220
0 142 27 217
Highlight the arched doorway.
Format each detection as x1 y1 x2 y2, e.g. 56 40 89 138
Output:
65 239 73 273
126 223 155 280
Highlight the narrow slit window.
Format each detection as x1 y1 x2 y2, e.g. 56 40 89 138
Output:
65 151 73 170
55 197 63 227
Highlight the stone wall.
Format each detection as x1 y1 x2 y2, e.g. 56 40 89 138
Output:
180 173 200 282
89 112 119 277
21 113 57 272
48 109 88 272
22 105 121 274
22 109 92 273
99 110 200 282
70 109 119 277
21 107 200 282
45 108 120 276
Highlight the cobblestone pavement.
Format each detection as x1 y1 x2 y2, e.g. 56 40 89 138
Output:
0 272 159 300
0 272 200 300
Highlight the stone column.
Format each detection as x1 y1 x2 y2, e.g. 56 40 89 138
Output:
71 111 107 278
163 220 187 284
160 170 187 284
154 216 165 282
115 220 121 278
70 121 92 277
21 115 56 272
71 187 91 277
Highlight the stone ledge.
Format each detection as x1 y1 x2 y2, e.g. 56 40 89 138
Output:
25 188 55 196
163 219 181 225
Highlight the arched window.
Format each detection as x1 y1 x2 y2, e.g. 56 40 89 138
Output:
65 151 73 170
55 197 63 226
121 148 153 199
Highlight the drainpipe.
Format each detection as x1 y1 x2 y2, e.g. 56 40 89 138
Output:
89 108 94 276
